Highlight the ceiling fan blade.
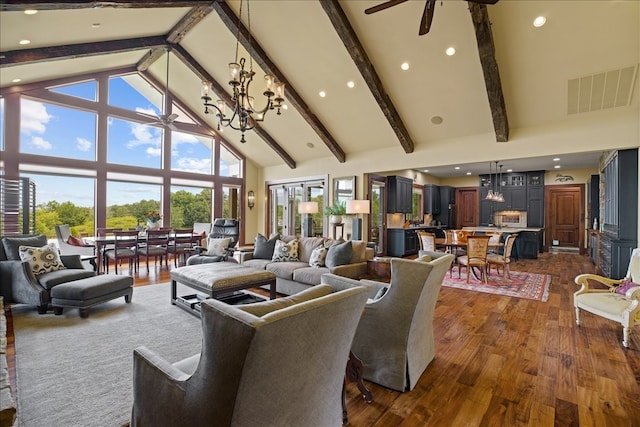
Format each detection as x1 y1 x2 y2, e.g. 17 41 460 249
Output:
467 0 499 4
364 0 408 14
419 0 436 36
166 113 179 122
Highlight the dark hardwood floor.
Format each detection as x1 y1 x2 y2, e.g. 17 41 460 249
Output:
4 252 640 426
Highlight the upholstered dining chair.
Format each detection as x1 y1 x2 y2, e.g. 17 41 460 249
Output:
487 233 518 279
574 248 640 348
138 229 170 271
417 231 436 251
105 230 139 274
457 235 491 284
321 252 454 392
96 227 122 273
168 228 197 267
131 284 369 427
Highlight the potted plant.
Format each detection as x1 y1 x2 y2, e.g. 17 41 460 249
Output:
324 202 346 225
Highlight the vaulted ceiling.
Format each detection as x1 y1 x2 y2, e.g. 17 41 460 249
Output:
1 1 638 175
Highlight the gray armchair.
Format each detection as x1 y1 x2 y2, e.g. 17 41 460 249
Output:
0 234 95 314
321 251 454 392
131 283 369 427
186 218 240 265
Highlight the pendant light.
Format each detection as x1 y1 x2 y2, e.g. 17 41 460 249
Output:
485 161 495 200
494 163 505 203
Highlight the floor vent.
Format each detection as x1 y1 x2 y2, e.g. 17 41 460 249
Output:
567 64 638 114
549 246 580 254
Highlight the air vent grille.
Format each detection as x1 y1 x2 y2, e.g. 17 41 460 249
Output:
567 64 638 114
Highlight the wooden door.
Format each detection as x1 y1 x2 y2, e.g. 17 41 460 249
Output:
546 185 584 249
456 187 479 227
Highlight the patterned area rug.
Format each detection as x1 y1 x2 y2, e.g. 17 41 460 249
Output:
442 265 551 301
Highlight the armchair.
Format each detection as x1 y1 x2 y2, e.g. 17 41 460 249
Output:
322 252 454 392
0 234 95 314
574 248 640 348
55 224 95 257
186 218 239 265
131 283 369 426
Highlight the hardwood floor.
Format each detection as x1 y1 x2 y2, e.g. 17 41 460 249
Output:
4 253 640 426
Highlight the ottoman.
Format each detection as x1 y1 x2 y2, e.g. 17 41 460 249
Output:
50 274 134 318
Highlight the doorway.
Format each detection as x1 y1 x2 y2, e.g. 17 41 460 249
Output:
456 187 479 227
545 185 584 251
368 174 387 256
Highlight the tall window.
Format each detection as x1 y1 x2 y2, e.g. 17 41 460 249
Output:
170 184 212 228
220 144 241 178
108 118 163 169
106 180 161 230
171 131 212 175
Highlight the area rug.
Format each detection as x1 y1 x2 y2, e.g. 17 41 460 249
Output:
442 265 551 302
11 283 205 427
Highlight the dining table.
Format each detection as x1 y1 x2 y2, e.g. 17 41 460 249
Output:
434 238 504 279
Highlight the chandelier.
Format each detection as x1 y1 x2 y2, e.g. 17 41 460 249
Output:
485 161 504 202
200 0 285 143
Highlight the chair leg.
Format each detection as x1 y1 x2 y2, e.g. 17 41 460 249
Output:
622 327 630 348
575 307 582 326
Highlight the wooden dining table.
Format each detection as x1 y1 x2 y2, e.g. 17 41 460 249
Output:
434 238 504 279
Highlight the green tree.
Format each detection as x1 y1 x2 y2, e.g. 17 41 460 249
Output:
56 201 90 226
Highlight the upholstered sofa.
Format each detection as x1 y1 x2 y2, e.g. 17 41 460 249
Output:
238 235 374 295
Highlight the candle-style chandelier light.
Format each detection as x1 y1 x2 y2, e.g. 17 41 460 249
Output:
200 0 285 143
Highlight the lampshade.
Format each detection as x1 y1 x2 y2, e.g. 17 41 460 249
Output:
298 201 319 214
346 199 370 215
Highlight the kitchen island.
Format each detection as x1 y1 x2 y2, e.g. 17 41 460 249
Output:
462 227 544 259
387 225 447 257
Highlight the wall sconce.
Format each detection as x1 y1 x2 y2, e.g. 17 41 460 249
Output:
247 190 255 210
346 199 370 241
298 201 319 237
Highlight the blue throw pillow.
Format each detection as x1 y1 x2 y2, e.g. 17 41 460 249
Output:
253 233 279 259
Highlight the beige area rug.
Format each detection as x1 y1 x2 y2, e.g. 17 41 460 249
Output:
11 283 203 427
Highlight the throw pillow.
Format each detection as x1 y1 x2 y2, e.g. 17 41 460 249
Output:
253 233 280 259
416 254 433 262
205 237 231 256
18 243 66 276
614 279 640 295
309 246 328 267
272 239 299 262
67 235 84 246
325 240 353 268
350 240 367 263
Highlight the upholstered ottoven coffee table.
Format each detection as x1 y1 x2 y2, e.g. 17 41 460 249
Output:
170 261 277 316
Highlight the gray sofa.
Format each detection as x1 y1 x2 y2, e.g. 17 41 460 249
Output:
0 234 95 313
238 235 374 295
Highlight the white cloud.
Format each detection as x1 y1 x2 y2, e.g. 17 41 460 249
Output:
127 123 161 149
20 99 53 135
174 157 211 174
30 136 52 150
76 137 92 152
136 106 158 116
146 146 162 157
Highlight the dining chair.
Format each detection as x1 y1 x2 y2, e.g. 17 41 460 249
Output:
138 229 170 271
416 231 436 251
487 233 518 279
457 235 491 284
96 227 122 273
105 230 139 274
168 228 197 267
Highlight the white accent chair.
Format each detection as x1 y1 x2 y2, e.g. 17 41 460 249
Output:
574 248 640 348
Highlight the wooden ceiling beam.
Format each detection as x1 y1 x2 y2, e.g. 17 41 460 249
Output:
212 0 346 163
468 3 509 142
172 44 297 169
320 0 415 154
0 1 210 11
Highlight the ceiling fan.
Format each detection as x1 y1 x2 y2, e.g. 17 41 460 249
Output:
148 49 178 130
365 0 499 36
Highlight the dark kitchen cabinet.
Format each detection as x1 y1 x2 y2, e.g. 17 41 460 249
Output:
503 187 527 210
587 174 600 229
387 176 413 213
424 184 441 215
527 186 545 228
387 229 418 257
479 188 494 226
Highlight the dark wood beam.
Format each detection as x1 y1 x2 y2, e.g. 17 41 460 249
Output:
468 3 509 142
0 1 210 11
0 36 166 67
320 0 415 154
212 0 346 163
172 44 297 169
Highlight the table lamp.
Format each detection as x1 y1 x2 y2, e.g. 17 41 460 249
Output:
298 201 319 237
346 199 370 241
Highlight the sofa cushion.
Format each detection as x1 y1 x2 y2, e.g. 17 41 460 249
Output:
242 258 272 270
205 237 231 256
325 240 353 268
2 235 48 260
266 261 308 281
272 239 299 262
19 243 66 276
254 233 279 259
37 268 96 290
350 240 367 263
297 237 325 263
309 246 328 267
293 266 330 286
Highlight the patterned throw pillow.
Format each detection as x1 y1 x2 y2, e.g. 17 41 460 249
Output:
18 243 66 276
272 239 299 262
309 246 328 267
205 237 231 256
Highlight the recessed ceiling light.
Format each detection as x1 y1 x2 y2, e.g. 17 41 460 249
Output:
401 62 410 71
282 104 288 110
423 169 429 173
306 142 315 148
454 166 460 170
554 165 561 169
319 91 326 98
12 78 21 83
19 39 31 45
553 158 560 161
24 9 38 15
466 172 472 176
91 23 101 29
445 47 456 56
533 16 547 28
507 169 513 172
347 81 355 88
430 116 443 125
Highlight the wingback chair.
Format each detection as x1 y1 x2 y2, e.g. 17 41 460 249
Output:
322 252 454 392
131 284 369 426
0 234 95 313
574 248 640 348
55 224 95 257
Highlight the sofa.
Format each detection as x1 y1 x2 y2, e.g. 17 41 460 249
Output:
238 235 374 295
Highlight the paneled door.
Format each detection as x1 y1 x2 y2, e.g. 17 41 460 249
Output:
546 185 584 249
456 187 479 227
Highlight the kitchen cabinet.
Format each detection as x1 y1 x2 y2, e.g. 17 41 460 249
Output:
527 186 545 228
502 187 527 210
387 176 413 213
587 174 600 229
515 230 542 259
424 184 441 215
387 229 418 257
434 186 456 227
479 188 494 226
